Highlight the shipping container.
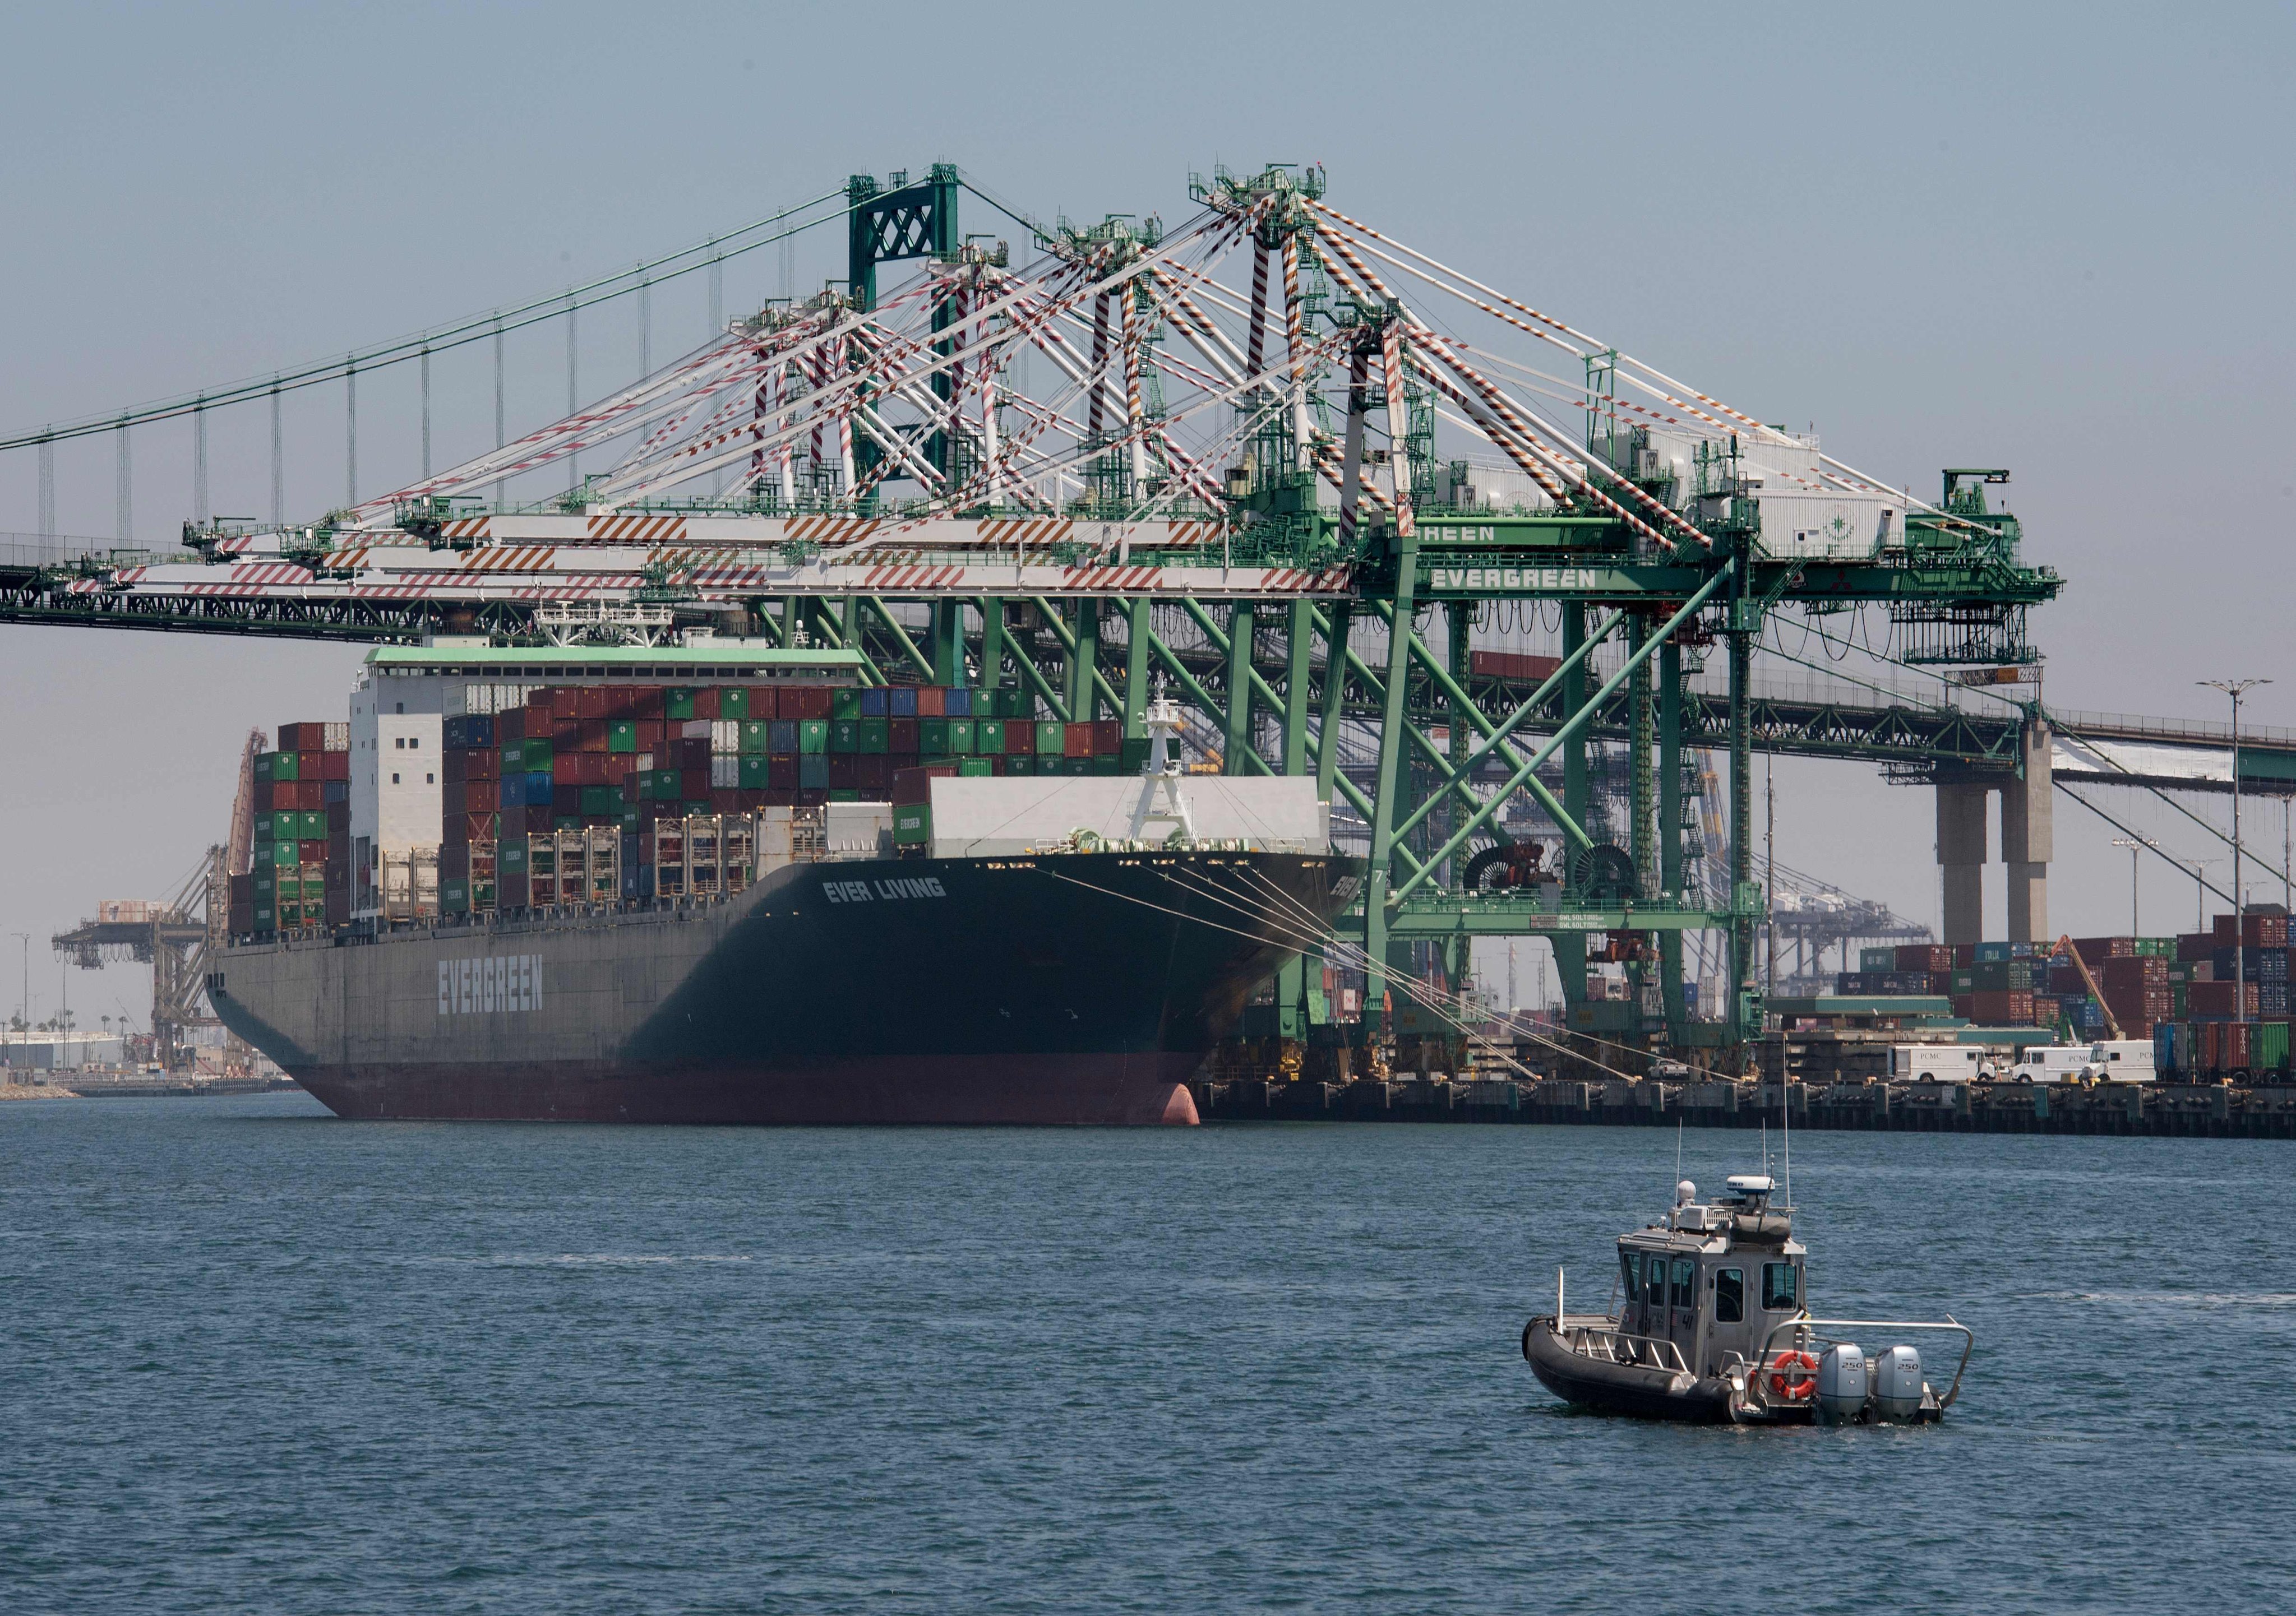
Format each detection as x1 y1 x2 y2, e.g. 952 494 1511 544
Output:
889 686 918 719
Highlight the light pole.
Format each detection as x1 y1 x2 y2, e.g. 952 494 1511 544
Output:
10 933 25 1073
2191 859 2219 932
2110 836 2158 936
2199 678 2271 1023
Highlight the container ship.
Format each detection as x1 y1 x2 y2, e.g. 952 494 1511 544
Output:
205 642 1352 1125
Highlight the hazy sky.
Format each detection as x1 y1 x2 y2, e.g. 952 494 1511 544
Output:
3 1 2291 1022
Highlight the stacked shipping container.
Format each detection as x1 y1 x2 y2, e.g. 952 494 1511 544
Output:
229 721 351 934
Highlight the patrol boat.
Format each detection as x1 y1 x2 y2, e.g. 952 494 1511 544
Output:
1520 1174 1972 1424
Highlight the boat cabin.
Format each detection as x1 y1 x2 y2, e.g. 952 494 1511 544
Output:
1616 1174 1805 1377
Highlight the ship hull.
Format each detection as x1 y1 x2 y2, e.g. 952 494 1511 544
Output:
210 850 1350 1127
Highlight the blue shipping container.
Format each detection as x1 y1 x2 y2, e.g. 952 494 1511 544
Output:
889 687 919 718
769 720 798 753
944 688 972 717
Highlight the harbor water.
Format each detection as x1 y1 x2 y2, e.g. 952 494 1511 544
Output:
2 1092 2288 1612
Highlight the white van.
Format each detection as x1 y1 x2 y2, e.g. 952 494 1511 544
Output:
2007 1039 2156 1083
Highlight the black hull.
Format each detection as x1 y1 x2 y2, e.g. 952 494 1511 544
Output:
212 851 1355 1126
1520 1318 1732 1423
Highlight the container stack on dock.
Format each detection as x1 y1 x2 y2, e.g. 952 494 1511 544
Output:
1829 909 2292 1083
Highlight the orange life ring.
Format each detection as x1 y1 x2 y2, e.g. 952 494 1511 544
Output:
1767 1349 1819 1400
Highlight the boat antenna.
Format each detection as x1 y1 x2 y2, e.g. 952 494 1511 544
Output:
1782 1061 1793 1211
1674 1117 1683 1197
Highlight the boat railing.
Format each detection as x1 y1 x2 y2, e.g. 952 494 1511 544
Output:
1756 1314 1975 1409
1564 1323 1691 1376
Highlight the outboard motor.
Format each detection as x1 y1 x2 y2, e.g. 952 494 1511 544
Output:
1815 1343 1869 1424
1873 1344 1925 1421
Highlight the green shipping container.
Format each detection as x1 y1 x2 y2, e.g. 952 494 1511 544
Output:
831 688 865 720
252 905 275 929
302 810 328 839
500 842 529 873
501 743 525 772
270 841 298 868
957 757 993 777
252 870 276 899
918 717 950 754
302 877 325 901
1088 756 1120 776
608 720 638 753
1119 737 1150 774
441 878 469 914
666 688 697 720
739 756 769 788
1006 754 1037 777
1000 688 1032 719
739 720 770 755
947 718 975 754
859 718 890 755
828 788 862 802
893 803 931 845
522 738 553 771
1034 720 1064 755
653 768 682 798
253 813 275 842
976 719 1005 753
267 751 299 782
797 720 830 754
720 688 751 721
580 786 618 816
830 719 861 753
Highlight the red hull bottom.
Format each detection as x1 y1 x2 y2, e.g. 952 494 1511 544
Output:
289 1052 1203 1126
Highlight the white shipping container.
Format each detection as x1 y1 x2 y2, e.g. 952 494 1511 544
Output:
709 757 740 789
923 775 1328 858
712 721 741 756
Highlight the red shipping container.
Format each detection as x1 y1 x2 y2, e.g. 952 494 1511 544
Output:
893 764 960 805
709 789 741 814
630 686 664 719
765 788 798 807
551 784 583 815
784 687 831 719
1004 723 1033 755
1467 649 1563 684
2178 931 2215 962
1896 945 1953 973
316 751 349 781
1091 719 1122 756
458 811 494 842
1949 994 1974 1020
2100 956 2166 987
676 737 712 769
1952 943 1977 968
576 719 608 753
548 688 580 719
466 780 498 812
576 686 609 719
1970 989 2034 1024
795 787 830 806
680 768 712 800
826 754 858 789
552 753 580 784
2072 936 2135 961
291 781 323 810
889 717 919 753
769 756 798 789
603 754 635 784
2191 981 2261 1016
915 687 946 717
470 747 500 780
855 754 893 792
253 778 276 812
442 842 470 878
746 687 779 720
516 805 552 834
297 751 324 781
692 688 722 721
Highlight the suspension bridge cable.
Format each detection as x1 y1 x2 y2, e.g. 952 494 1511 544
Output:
0 189 853 452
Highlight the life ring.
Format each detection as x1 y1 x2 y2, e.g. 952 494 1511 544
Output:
1767 1349 1819 1400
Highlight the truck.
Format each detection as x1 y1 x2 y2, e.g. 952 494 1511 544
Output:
2006 1039 2157 1084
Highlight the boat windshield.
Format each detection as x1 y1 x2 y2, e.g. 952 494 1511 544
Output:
1715 1267 1744 1323
1763 1261 1800 1311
